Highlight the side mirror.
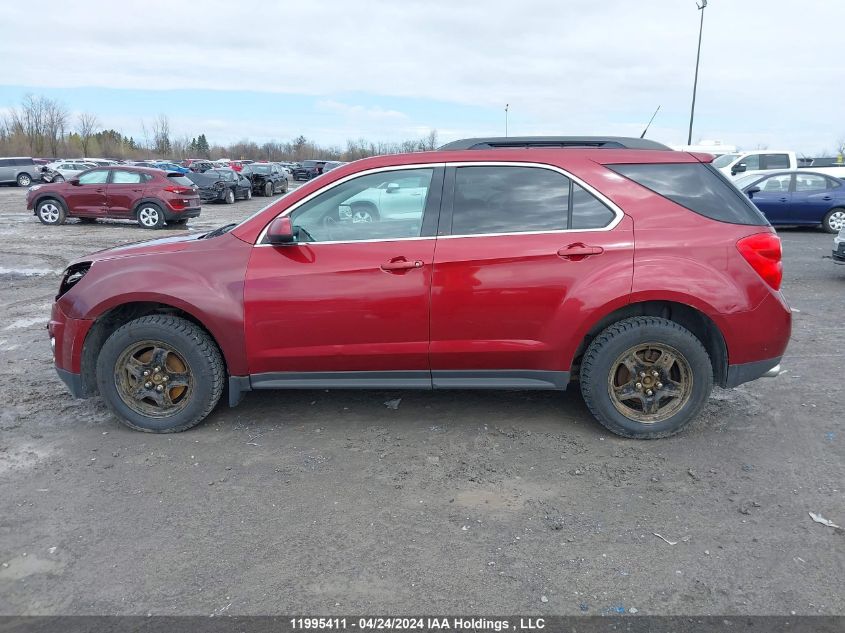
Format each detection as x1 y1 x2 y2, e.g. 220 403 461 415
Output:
731 163 747 175
746 186 761 198
69 178 80 186
267 216 296 245
386 183 400 193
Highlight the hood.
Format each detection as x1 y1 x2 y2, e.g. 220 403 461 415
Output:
77 231 209 264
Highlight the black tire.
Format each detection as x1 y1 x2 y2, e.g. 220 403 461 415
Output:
244 187 252 200
281 179 288 194
36 199 66 225
16 173 32 187
96 315 224 433
136 202 166 229
822 208 845 234
224 187 235 204
53 175 65 183
264 181 273 197
579 317 713 439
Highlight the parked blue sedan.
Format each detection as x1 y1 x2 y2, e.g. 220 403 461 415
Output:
148 161 191 175
737 170 845 233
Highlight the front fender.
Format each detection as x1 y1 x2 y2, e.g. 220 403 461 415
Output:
58 234 253 375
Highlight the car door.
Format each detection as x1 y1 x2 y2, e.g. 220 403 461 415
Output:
747 174 793 224
790 173 836 225
64 169 109 216
106 169 148 218
242 166 444 385
429 164 633 387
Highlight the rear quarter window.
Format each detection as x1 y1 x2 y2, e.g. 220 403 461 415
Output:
607 162 768 226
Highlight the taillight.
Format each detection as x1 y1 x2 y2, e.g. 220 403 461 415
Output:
164 186 193 194
736 232 782 291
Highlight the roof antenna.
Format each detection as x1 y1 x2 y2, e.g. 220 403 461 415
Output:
640 105 661 139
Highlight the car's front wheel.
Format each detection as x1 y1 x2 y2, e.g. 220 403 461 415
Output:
137 203 166 229
36 199 66 225
96 315 224 433
822 208 845 234
244 187 252 200
579 317 713 439
224 188 235 204
264 182 273 197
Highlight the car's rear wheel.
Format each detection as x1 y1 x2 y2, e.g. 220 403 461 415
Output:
579 317 713 439
224 188 235 204
281 179 288 193
16 173 32 187
96 315 224 433
137 203 166 229
822 208 845 233
264 182 273 197
245 187 252 200
36 199 66 225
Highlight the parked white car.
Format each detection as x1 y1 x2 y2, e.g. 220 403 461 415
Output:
833 225 845 265
716 150 845 180
339 172 431 222
41 161 96 183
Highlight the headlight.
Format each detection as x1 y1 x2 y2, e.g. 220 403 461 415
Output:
57 262 92 299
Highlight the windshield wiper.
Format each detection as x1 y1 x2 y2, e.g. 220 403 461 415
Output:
202 223 238 239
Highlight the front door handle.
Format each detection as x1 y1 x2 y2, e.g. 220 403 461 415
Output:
381 258 424 272
557 244 604 260
779 197 788 202
822 195 832 200
95 188 105 193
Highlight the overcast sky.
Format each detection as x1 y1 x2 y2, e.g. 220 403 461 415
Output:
2 0 843 153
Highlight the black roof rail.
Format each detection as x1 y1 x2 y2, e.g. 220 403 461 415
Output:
438 136 670 151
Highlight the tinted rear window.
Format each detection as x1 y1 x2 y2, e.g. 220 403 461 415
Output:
607 162 767 226
168 175 195 187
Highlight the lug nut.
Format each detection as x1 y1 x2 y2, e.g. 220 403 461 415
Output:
635 382 642 389
656 382 663 389
143 370 150 377
646 389 653 396
639 372 646 378
156 385 164 392
652 370 659 377
144 382 152 388
162 375 169 381
154 366 161 372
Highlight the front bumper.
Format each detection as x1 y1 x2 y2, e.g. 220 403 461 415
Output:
48 302 94 398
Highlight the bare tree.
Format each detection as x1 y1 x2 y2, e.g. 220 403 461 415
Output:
43 98 69 158
151 114 171 156
77 112 99 157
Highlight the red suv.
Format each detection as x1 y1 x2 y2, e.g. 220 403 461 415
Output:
47 137 790 438
27 166 201 229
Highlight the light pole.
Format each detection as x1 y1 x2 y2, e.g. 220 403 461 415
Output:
687 0 707 145
505 104 509 137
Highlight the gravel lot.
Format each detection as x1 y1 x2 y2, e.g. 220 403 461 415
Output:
0 182 842 616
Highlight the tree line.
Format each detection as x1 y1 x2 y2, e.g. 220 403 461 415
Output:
0 94 439 161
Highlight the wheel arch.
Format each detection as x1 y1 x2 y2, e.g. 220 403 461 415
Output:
32 193 69 214
79 299 232 397
132 197 166 217
571 299 729 387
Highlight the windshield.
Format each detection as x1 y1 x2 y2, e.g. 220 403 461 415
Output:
712 154 739 168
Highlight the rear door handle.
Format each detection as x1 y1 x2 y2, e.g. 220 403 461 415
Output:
381 259 424 272
557 244 604 259
779 197 788 202
822 195 832 200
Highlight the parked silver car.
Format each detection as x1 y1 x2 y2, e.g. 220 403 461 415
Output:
0 157 42 186
41 161 96 183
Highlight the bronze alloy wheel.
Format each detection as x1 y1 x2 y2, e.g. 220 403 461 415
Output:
114 340 193 418
607 342 693 424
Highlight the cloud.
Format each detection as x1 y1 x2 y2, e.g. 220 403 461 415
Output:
2 0 844 152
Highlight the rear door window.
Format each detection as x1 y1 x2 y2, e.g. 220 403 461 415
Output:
762 154 790 170
794 174 828 191
608 162 767 226
111 170 143 184
571 183 616 229
451 166 570 235
167 175 196 187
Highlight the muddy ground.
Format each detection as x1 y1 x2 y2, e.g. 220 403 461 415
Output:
0 182 842 616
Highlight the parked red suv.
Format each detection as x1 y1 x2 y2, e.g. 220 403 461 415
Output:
47 137 790 438
27 166 201 229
